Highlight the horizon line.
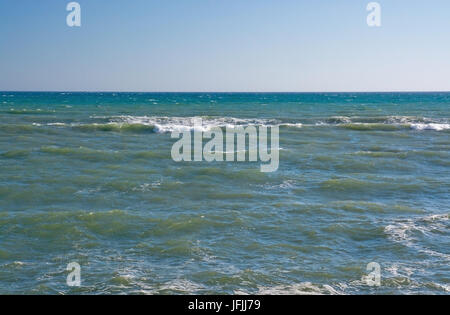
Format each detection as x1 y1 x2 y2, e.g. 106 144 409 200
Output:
1 90 450 94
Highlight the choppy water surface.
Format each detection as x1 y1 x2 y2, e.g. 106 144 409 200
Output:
0 92 449 294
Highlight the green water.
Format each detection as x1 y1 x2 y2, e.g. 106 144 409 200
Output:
0 92 449 294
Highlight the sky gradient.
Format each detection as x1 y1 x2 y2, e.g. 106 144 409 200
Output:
1 0 449 92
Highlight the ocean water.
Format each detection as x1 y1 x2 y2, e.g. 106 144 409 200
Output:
0 92 449 295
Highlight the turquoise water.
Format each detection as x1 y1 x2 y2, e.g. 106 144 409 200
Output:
0 92 449 294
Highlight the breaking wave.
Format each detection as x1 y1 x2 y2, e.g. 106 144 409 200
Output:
316 116 450 131
410 123 450 131
23 115 450 133
31 116 302 134
109 116 302 133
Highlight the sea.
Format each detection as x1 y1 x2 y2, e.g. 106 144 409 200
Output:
0 92 449 294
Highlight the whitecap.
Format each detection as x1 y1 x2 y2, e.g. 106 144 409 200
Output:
410 123 450 131
107 116 281 134
385 213 450 260
160 279 204 293
279 123 303 128
250 282 343 295
47 122 67 126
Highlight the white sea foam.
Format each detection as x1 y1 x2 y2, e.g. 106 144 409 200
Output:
34 115 449 132
248 282 343 295
131 181 161 192
410 123 450 131
108 116 283 133
385 263 416 278
327 116 352 124
47 122 67 126
159 279 204 293
280 123 303 128
31 116 300 133
383 214 449 292
385 213 450 260
314 116 449 131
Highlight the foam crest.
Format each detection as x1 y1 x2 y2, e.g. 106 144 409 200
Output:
385 213 450 260
410 123 450 131
108 116 283 133
253 282 343 295
315 116 449 131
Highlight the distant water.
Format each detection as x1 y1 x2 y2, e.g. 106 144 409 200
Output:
0 92 449 294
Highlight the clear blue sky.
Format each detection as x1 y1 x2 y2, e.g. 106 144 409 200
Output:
1 0 449 92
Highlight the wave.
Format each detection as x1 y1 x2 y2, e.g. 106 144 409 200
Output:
23 116 285 134
316 116 449 131
330 201 425 214
353 149 449 159
70 116 301 133
40 145 121 162
108 115 448 133
320 178 422 193
108 116 298 133
22 115 449 134
158 279 205 294
385 213 450 261
241 282 343 295
4 108 56 115
73 123 156 133
339 123 407 131
381 213 450 293
1 149 31 159
410 123 450 131
0 124 63 135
